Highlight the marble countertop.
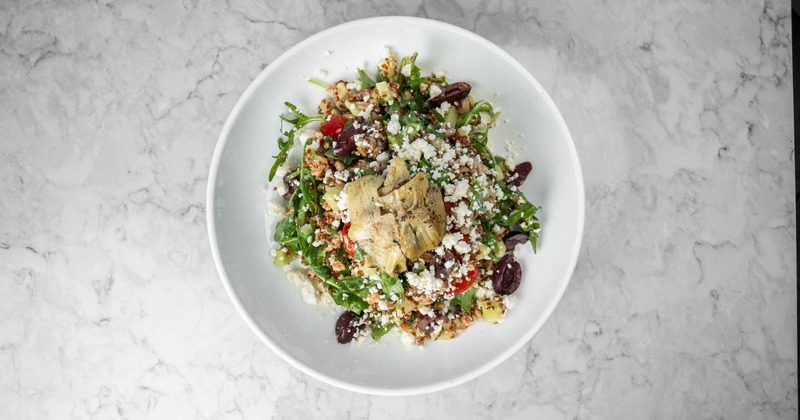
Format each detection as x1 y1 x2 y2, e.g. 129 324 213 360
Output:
1 0 796 418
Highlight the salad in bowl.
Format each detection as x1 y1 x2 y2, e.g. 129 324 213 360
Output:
267 48 541 346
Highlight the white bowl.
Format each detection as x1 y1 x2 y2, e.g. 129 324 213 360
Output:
207 16 584 395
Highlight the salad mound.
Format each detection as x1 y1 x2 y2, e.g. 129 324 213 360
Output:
268 49 540 345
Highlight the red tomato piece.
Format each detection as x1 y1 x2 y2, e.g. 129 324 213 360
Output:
341 222 357 257
451 265 479 295
320 115 347 141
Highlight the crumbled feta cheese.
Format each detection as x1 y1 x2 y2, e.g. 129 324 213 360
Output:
451 202 473 227
286 269 334 306
386 113 401 134
475 284 496 300
376 152 390 163
274 163 290 179
315 69 327 78
336 188 349 212
429 84 442 98
276 180 288 196
405 269 444 294
266 200 285 216
441 233 460 249
381 46 391 58
408 138 436 161
434 70 445 78
451 178 470 201
358 103 374 119
400 63 412 77
400 331 418 347
297 128 316 144
436 101 451 114
454 240 471 254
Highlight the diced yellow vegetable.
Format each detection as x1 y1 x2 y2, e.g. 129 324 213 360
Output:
479 300 504 323
323 186 343 212
336 82 348 102
398 298 416 315
476 243 490 260
344 100 359 116
361 265 378 277
445 106 459 128
273 248 295 266
375 81 394 103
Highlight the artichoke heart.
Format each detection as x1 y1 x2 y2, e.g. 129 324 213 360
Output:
345 158 446 274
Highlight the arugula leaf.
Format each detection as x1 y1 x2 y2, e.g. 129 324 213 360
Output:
281 102 325 126
452 288 477 311
380 272 405 302
268 131 294 181
357 68 376 88
371 322 393 340
269 103 324 181
457 100 497 127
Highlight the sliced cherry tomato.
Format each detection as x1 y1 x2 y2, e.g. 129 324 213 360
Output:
320 115 347 141
341 222 357 257
450 265 479 295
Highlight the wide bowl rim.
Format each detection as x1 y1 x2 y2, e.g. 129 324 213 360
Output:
206 15 585 396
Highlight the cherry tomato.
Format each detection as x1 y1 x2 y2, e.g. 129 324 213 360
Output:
450 265 479 295
320 115 347 141
341 222 357 257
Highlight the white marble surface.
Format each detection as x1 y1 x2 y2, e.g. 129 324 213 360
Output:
0 0 796 418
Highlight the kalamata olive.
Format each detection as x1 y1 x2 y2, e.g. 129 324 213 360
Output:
507 162 533 187
415 313 446 334
429 82 472 108
335 310 362 344
492 253 522 295
432 249 457 279
503 232 529 250
282 172 298 201
333 117 365 156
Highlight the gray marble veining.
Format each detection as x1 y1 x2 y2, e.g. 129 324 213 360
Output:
0 0 796 418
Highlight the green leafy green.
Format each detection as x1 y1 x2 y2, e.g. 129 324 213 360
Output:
357 68 376 89
371 322 393 340
325 148 358 165
380 272 405 302
328 276 370 314
353 248 366 261
452 288 477 311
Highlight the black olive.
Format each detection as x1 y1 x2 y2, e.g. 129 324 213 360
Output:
335 311 362 344
507 162 532 187
492 253 522 295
